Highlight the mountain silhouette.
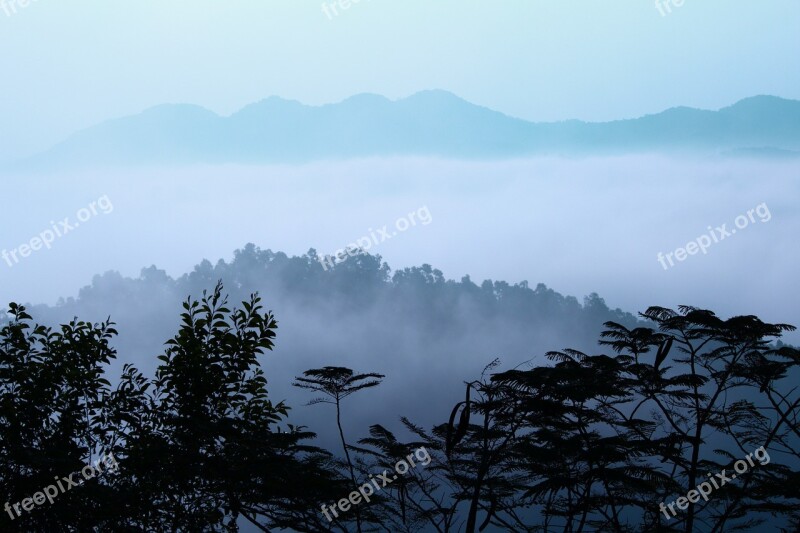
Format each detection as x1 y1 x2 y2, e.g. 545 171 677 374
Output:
13 91 800 168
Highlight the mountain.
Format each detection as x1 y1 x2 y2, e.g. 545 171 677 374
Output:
12 92 800 168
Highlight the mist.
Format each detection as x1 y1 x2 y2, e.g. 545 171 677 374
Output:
1 154 797 340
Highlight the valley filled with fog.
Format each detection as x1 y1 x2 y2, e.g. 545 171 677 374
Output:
2 155 796 332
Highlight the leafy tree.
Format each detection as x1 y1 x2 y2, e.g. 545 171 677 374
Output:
294 366 385 532
601 306 800 532
103 282 346 532
0 303 117 531
352 421 457 533
427 306 800 532
1 287 351 532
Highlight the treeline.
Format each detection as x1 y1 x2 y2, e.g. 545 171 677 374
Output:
1 283 798 532
27 244 639 367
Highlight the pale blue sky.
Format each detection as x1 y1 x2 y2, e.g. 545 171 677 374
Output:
0 0 798 160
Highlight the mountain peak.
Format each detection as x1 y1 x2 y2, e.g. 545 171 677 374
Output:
338 93 391 105
400 89 469 105
720 94 798 113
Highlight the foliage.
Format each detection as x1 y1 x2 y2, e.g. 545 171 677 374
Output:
1 289 798 532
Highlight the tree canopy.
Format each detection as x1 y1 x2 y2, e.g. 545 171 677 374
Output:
1 284 798 531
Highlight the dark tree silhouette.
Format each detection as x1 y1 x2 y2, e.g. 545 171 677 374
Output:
0 285 350 532
2 289 798 532
0 303 118 531
294 366 385 533
105 283 347 532
421 306 800 532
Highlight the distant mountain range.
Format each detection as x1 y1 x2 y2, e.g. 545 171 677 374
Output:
12 91 800 168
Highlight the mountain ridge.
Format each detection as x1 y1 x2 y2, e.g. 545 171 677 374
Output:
10 92 800 169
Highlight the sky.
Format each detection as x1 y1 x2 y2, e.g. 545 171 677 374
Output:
0 0 798 161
